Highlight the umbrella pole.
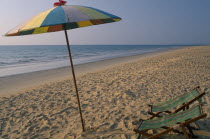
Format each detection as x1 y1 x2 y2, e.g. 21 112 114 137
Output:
64 28 85 132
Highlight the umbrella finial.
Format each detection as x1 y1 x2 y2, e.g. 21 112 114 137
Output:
54 0 67 7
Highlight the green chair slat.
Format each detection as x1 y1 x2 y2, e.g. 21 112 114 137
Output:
139 105 201 131
152 89 200 112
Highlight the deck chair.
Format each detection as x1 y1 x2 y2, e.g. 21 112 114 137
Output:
134 104 207 139
148 86 205 120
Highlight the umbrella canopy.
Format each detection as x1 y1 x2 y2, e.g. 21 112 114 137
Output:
6 5 121 36
5 1 121 132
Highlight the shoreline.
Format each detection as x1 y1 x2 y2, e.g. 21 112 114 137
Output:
0 45 189 78
0 45 196 97
0 45 187 78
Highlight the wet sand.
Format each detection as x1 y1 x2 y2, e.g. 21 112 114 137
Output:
0 48 178 97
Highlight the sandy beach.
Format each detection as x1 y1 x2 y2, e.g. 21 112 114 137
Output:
0 46 210 138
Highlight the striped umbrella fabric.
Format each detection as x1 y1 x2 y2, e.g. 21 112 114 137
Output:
5 5 121 36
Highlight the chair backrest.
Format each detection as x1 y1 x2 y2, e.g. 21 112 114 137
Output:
139 105 202 131
152 87 202 112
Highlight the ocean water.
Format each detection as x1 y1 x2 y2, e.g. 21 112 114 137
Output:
0 45 188 77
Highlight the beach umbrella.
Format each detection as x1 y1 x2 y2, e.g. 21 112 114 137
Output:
5 0 121 131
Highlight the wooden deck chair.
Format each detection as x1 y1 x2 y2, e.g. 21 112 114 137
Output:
148 86 205 120
134 104 207 139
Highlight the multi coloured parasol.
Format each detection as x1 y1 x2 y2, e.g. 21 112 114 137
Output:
6 2 121 36
5 0 122 131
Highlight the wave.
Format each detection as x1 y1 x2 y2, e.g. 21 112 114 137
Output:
0 45 186 77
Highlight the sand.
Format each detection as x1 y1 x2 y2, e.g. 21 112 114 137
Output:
0 46 210 139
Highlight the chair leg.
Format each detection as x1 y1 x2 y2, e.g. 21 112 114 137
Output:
134 129 152 137
148 127 174 139
187 125 198 138
137 134 140 139
181 126 191 139
193 122 200 130
137 134 142 139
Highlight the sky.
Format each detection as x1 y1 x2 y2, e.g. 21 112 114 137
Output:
0 0 210 45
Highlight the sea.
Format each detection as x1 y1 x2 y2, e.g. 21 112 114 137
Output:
0 45 190 77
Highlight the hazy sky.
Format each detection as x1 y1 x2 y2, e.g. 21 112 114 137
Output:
0 0 210 45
